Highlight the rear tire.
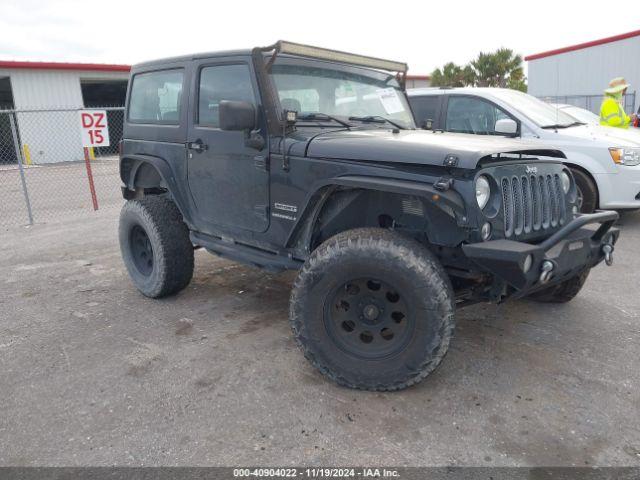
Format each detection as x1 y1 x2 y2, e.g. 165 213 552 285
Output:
527 269 590 303
570 167 598 213
119 197 194 298
289 228 455 391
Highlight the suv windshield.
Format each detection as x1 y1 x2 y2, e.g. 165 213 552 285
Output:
270 63 415 129
489 89 579 128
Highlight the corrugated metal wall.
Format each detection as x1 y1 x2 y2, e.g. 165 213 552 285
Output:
527 35 640 113
0 69 128 164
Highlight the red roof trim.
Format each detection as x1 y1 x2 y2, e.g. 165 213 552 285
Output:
525 29 640 61
0 60 131 72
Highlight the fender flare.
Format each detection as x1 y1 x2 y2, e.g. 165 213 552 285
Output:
120 154 176 190
287 175 468 253
120 154 194 225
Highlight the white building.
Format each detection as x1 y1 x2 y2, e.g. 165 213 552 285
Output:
405 75 431 89
526 29 640 115
0 61 130 164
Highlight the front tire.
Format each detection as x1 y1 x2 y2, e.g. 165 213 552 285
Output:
119 197 194 298
289 228 455 391
527 269 590 303
570 167 598 213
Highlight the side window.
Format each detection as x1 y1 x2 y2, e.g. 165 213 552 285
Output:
409 95 441 126
128 69 183 124
198 64 256 127
445 96 510 135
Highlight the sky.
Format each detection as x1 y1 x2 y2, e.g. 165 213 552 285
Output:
1 0 639 76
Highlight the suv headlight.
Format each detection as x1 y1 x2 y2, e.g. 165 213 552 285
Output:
560 171 571 194
475 175 491 209
609 147 640 166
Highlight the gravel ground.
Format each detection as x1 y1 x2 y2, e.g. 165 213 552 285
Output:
1 209 639 467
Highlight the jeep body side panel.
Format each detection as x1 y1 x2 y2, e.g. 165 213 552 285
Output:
120 59 194 226
265 151 468 254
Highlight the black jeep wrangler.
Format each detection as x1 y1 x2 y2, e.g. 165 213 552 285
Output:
119 41 619 391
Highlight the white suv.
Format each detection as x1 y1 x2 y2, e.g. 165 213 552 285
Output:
408 87 640 212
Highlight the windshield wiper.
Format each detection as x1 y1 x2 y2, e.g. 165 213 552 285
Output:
297 113 351 128
348 115 406 130
541 121 585 129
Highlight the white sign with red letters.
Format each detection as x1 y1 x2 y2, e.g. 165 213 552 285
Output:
79 110 110 147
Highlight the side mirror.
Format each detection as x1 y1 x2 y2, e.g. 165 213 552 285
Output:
495 118 518 136
219 100 256 131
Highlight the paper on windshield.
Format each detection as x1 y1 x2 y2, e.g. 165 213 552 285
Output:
376 88 404 114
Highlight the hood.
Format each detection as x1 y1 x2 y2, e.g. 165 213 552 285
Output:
553 123 640 146
305 129 565 169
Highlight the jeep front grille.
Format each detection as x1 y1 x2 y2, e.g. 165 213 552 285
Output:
501 174 566 238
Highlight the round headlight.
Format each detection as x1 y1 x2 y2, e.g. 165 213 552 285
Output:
561 171 571 194
475 176 491 210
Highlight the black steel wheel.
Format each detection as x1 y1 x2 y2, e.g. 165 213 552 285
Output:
290 228 455 391
129 225 154 276
325 278 414 360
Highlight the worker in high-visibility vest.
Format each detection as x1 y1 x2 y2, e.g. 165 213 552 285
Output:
600 77 637 128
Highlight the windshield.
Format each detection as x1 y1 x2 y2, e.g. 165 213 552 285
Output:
270 63 415 129
561 105 600 124
489 89 578 128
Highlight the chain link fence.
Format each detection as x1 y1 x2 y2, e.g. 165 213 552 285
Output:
539 91 637 116
0 107 124 227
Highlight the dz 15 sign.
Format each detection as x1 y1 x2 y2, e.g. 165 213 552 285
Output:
79 110 110 147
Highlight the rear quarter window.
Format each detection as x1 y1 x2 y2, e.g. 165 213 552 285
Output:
128 69 184 124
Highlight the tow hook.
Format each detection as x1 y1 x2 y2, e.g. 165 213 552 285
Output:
602 244 614 266
540 260 554 284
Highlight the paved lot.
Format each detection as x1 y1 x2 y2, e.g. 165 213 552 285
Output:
1 209 640 467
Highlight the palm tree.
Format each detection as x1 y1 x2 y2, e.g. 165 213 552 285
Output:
470 48 526 92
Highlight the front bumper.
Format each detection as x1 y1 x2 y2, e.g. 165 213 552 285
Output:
596 167 640 209
462 211 620 297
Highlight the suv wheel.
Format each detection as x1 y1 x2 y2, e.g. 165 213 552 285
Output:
119 197 194 298
569 167 598 213
289 228 455 391
527 269 590 303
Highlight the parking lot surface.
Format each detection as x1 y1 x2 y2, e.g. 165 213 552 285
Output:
1 209 639 466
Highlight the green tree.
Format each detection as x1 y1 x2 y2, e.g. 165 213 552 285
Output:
470 48 527 92
430 62 475 88
429 48 527 92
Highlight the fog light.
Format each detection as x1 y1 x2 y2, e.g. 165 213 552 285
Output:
523 254 533 273
481 222 491 241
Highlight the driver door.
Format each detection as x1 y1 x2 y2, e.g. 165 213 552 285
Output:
186 59 269 233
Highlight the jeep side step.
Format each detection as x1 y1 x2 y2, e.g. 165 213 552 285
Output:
190 231 303 273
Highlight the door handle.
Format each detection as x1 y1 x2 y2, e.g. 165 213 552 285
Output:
187 140 208 152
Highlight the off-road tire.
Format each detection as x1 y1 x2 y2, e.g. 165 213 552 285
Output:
119 197 194 298
570 167 598 213
289 228 455 391
528 269 590 303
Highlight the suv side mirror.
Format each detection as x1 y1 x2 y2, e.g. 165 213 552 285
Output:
219 100 256 131
495 118 518 136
